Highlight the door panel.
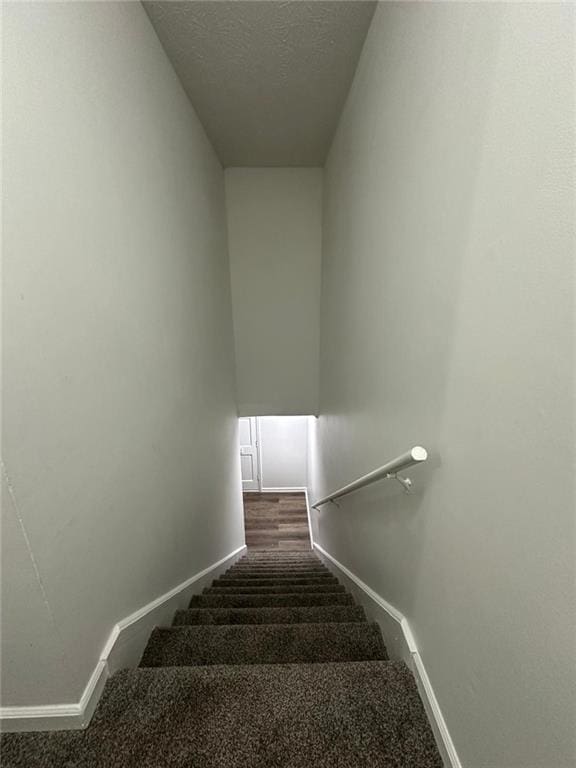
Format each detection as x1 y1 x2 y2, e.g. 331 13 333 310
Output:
239 417 252 446
239 417 260 491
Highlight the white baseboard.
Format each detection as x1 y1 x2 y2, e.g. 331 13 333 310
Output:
0 545 246 733
303 488 314 550
313 542 461 768
259 486 307 493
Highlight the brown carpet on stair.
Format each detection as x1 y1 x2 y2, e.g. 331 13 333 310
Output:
1 551 443 768
173 604 368 625
139 621 388 667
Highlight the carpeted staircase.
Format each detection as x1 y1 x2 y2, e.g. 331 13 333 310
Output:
1 551 442 767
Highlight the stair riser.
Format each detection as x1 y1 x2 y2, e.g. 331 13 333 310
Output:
172 605 367 625
238 558 318 563
239 557 317 560
229 563 327 568
224 571 331 576
140 623 387 667
229 562 326 568
226 572 330 579
239 552 317 556
190 593 354 607
232 558 323 564
228 563 330 573
239 560 319 563
214 577 337 587
232 559 322 564
204 585 345 594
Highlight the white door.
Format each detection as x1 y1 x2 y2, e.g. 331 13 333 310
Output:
239 417 260 491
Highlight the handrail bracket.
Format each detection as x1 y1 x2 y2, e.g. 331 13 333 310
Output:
386 473 413 493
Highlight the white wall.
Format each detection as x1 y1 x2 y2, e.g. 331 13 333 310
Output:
310 4 575 768
225 169 322 416
259 416 308 490
1 2 244 709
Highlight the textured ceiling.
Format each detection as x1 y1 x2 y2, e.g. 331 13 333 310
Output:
143 1 376 167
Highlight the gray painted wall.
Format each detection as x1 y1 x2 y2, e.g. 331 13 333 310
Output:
2 2 244 708
225 169 322 416
310 4 575 767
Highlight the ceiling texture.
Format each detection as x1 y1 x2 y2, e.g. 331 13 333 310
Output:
143 1 377 167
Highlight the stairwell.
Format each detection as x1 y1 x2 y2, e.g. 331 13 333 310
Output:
2 550 442 767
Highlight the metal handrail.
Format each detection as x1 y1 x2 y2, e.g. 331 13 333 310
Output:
312 446 428 509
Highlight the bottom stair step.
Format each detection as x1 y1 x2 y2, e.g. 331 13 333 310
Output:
0 662 442 767
173 605 367 625
140 622 388 667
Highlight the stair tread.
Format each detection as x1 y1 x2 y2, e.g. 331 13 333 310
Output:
140 622 387 667
173 605 367 625
1 662 441 767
